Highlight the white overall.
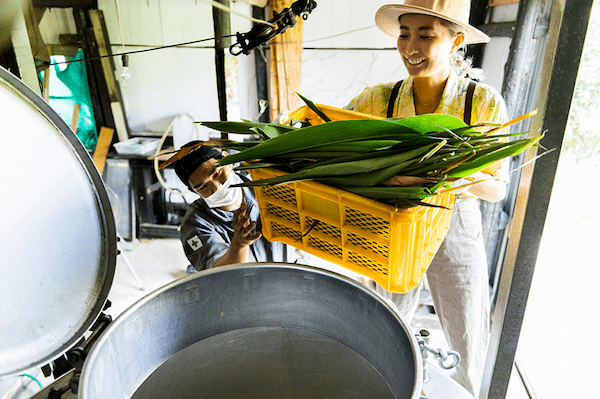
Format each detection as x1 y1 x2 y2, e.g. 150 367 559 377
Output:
376 197 490 396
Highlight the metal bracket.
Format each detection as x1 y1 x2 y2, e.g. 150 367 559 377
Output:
230 0 317 55
41 311 113 397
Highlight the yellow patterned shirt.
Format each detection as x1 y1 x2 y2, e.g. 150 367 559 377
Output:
346 70 507 123
345 70 509 179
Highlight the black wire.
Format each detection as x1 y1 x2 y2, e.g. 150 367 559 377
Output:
48 23 384 67
49 34 237 66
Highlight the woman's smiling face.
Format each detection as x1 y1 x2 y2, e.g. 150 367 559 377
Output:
396 13 463 81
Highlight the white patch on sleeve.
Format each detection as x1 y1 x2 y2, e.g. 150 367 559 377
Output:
187 235 203 251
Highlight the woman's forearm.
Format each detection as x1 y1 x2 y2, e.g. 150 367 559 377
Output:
467 177 507 203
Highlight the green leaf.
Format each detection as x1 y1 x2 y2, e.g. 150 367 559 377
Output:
197 121 297 135
296 92 331 122
447 136 541 177
235 162 287 170
385 114 467 134
239 145 435 187
316 159 417 187
219 119 420 166
338 185 435 200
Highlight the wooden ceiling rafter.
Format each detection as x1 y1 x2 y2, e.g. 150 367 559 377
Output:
31 0 97 8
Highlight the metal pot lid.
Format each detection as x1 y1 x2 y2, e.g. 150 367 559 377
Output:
0 67 116 378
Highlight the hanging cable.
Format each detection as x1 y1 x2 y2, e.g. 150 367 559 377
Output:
49 0 278 67
302 25 376 43
196 0 275 27
114 0 131 80
115 0 126 52
49 35 235 66
51 1 369 66
153 114 200 197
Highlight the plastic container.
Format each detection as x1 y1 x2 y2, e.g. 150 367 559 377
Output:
114 137 160 156
249 168 454 293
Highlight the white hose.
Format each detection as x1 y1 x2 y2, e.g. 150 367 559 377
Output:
153 114 199 196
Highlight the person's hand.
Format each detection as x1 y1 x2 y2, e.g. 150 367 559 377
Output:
384 175 440 186
231 200 262 247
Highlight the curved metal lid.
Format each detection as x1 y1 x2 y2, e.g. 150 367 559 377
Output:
0 67 116 377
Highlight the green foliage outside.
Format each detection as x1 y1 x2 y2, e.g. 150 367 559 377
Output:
564 0 600 163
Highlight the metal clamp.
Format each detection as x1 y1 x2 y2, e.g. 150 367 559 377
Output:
416 329 461 371
230 0 317 55
428 347 461 370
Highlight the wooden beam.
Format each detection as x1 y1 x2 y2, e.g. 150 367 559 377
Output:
477 22 516 38
10 8 40 95
88 9 129 141
32 0 97 8
235 0 267 7
70 103 80 132
73 7 113 133
89 9 118 101
92 127 114 174
488 0 519 6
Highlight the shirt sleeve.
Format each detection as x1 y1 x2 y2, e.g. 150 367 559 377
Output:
345 83 395 118
472 83 510 179
179 208 229 271
472 84 508 127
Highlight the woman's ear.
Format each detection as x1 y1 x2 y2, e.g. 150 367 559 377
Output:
452 32 465 52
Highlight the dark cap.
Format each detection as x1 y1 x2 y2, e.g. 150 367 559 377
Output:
172 141 224 189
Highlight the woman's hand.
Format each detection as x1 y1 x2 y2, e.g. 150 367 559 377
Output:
465 178 507 203
448 172 507 202
384 175 440 186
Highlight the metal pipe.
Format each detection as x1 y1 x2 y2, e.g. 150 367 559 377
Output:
488 0 552 318
514 357 538 399
501 0 546 121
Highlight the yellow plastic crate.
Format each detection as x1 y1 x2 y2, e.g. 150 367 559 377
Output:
249 167 454 293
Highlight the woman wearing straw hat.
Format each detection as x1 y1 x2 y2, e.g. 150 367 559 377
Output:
346 1 509 396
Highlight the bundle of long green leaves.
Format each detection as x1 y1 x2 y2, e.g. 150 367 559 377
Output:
196 102 540 208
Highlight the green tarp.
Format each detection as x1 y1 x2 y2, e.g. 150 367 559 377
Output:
44 49 97 150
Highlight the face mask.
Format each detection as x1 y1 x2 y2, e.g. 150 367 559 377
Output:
203 171 243 209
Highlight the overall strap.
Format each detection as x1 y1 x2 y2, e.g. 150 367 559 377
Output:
464 80 477 125
387 80 404 118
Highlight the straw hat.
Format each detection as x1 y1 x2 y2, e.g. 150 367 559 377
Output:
375 0 490 44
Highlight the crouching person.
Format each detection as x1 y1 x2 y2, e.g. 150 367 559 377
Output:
169 141 296 271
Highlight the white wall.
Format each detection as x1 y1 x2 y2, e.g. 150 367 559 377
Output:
98 0 259 135
300 0 407 108
480 3 519 93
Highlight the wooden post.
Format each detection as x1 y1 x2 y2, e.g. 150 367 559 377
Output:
92 126 115 175
71 103 80 132
213 0 231 134
88 9 129 142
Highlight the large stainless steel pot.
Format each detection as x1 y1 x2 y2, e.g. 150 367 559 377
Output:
79 263 423 399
